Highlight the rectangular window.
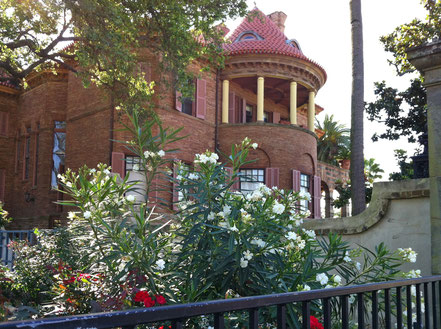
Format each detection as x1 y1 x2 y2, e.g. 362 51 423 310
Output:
125 155 142 174
23 127 31 180
300 173 310 212
246 104 253 123
181 97 194 115
33 124 40 186
239 169 265 193
51 121 66 188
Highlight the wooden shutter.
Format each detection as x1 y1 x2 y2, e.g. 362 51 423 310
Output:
111 152 125 179
265 168 279 188
228 92 236 123
272 112 280 124
313 175 321 218
0 169 5 202
292 170 301 192
225 167 240 191
196 79 207 119
175 91 182 112
172 161 179 210
0 112 8 137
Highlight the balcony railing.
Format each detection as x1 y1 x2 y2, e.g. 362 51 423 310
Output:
1 275 441 329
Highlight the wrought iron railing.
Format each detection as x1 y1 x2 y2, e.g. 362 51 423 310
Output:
1 275 441 329
0 230 34 269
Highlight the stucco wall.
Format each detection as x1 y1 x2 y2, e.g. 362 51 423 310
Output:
303 179 432 275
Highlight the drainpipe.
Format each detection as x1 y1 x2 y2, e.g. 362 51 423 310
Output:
215 69 220 152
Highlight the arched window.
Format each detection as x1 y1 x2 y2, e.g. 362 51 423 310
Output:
286 39 302 51
234 31 263 43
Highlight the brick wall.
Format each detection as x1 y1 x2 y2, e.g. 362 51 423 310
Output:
218 123 317 190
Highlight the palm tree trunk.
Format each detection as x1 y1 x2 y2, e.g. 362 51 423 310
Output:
350 0 366 215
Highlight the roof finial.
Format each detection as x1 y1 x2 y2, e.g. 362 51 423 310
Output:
253 1 257 9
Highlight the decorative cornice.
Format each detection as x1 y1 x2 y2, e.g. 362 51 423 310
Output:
221 54 326 92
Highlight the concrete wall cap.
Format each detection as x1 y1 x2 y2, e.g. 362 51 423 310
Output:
302 178 430 235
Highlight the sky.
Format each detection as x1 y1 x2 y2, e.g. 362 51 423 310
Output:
225 0 428 180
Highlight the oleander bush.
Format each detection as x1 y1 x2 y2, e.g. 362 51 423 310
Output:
1 110 420 328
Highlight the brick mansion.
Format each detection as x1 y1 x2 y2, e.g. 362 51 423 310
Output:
0 9 349 229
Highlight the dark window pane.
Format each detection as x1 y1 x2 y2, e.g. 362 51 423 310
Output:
182 97 193 115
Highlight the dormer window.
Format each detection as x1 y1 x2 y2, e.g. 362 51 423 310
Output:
241 33 257 41
286 39 302 51
234 31 263 43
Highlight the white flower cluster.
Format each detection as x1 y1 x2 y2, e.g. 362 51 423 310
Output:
240 250 253 268
251 238 266 248
404 269 421 279
299 190 311 201
144 150 165 159
156 259 165 270
316 273 342 288
398 247 417 263
285 231 306 250
194 152 219 165
272 201 285 215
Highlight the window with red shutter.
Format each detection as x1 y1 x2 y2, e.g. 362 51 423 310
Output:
196 79 206 119
272 112 280 124
265 168 279 189
292 170 301 192
111 152 125 179
225 167 240 191
313 175 322 219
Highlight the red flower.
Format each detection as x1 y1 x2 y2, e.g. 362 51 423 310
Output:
143 296 156 308
155 294 167 305
134 291 150 302
310 316 324 329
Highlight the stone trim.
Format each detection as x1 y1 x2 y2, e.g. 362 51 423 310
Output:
219 122 318 139
302 178 430 235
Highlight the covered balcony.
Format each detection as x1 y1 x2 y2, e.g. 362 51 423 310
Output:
220 53 326 134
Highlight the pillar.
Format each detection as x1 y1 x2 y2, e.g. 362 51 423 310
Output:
407 41 441 274
290 81 297 124
222 80 229 124
257 77 264 122
307 91 315 131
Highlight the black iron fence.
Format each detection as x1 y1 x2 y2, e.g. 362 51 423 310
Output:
1 275 441 329
0 230 34 269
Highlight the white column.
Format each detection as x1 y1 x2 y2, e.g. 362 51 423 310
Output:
222 80 229 124
257 77 264 122
308 91 315 131
290 81 297 125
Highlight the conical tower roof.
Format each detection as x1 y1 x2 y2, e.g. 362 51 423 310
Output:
223 8 326 79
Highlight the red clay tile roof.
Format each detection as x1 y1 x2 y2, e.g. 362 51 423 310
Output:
224 8 326 78
0 72 19 90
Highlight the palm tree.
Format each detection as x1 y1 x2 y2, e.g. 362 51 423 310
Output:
350 0 366 215
317 115 350 166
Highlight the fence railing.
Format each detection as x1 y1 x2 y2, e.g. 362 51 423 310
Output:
1 275 441 329
0 230 34 269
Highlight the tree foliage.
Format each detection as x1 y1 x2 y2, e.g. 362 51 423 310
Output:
366 79 427 144
380 0 441 75
316 115 351 166
0 0 247 104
